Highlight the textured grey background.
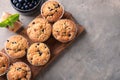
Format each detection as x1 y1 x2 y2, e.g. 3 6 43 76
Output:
0 0 120 80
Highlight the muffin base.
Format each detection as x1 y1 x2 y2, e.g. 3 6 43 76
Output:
0 52 10 77
7 62 31 80
4 35 29 59
41 0 65 22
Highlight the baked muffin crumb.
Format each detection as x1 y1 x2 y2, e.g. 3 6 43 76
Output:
52 19 77 43
7 62 31 80
0 52 9 76
27 18 52 42
27 43 50 66
5 35 28 59
41 0 64 22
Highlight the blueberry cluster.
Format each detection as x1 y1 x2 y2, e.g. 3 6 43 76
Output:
12 0 39 10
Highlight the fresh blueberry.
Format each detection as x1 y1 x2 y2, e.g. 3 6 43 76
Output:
31 1 37 6
24 0 29 2
31 1 34 4
24 5 29 9
27 2 30 5
21 6 24 10
34 1 37 5
23 3 27 6
12 0 18 4
29 4 34 8
16 3 22 9
30 0 33 2
18 0 24 3
35 0 38 1
31 1 34 3
15 3 19 8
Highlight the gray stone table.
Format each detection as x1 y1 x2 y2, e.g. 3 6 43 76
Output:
0 0 120 80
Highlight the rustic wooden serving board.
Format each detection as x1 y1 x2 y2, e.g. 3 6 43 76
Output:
0 11 84 80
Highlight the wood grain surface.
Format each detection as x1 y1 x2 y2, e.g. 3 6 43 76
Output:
0 11 84 80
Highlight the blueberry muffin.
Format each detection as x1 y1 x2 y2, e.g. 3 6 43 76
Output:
41 0 64 22
0 52 9 76
52 19 77 43
27 43 50 66
27 18 52 42
5 35 28 59
7 62 31 80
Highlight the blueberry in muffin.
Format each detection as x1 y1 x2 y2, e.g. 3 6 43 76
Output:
27 43 50 66
52 19 77 43
27 18 52 42
7 62 31 80
5 35 29 59
0 52 9 76
41 0 64 22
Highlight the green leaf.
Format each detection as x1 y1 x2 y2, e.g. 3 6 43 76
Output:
0 14 19 28
0 19 9 27
8 14 19 23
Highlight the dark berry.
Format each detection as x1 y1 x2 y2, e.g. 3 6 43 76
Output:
23 3 27 6
55 4 60 8
27 2 30 5
32 1 37 6
32 22 35 24
34 1 37 5
42 29 44 32
12 0 18 4
18 78 21 80
6 48 9 50
7 40 9 42
24 0 29 2
13 0 39 10
55 10 57 12
18 0 24 3
12 42 17 44
35 0 39 3
17 49 21 51
29 3 34 8
37 50 42 56
3 64 5 67
21 6 24 10
16 67 21 71
50 9 53 11
24 5 29 9
31 1 34 4
68 34 71 37
16 3 22 8
35 0 38 2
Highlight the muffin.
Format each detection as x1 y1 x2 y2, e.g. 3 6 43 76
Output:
5 35 28 59
1 12 22 32
27 18 52 42
0 52 9 76
7 62 31 80
27 43 50 66
41 0 64 22
52 19 77 43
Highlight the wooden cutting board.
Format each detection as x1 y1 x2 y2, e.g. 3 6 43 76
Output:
0 11 84 80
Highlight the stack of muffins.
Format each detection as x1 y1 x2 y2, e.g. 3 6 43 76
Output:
0 0 78 80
